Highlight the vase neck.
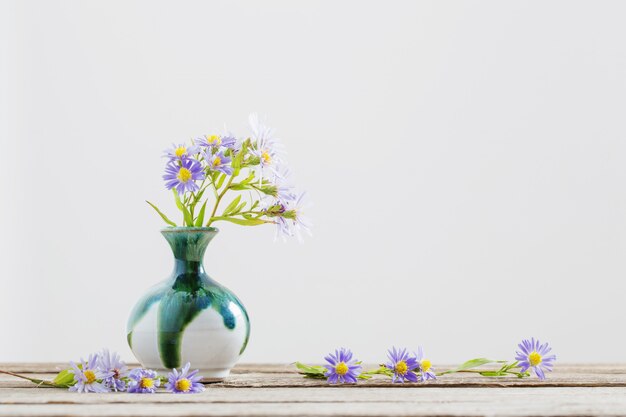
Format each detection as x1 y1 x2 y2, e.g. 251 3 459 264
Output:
161 228 218 275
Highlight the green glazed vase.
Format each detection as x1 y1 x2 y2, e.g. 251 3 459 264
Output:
127 227 250 379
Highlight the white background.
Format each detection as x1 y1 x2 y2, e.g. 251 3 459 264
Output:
1 0 625 365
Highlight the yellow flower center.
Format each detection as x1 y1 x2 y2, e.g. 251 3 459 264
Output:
395 360 408 375
213 156 222 167
335 362 349 376
261 151 271 164
174 146 187 158
421 359 432 372
177 167 192 183
175 378 192 392
529 351 542 366
84 370 96 384
207 135 221 145
139 377 154 389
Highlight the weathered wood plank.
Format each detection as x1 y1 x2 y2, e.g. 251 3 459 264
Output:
2 366 626 389
0 386 624 405
1 387 626 416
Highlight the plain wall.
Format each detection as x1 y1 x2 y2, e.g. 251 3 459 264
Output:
1 0 625 364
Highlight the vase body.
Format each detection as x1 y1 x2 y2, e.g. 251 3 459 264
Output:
127 227 249 379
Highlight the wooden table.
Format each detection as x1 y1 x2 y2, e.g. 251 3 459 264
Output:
2 363 626 416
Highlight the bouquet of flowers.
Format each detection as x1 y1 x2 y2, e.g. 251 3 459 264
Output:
148 113 311 241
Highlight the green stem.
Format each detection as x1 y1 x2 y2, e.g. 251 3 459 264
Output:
206 175 237 226
362 366 392 377
234 209 266 216
209 176 219 199
0 370 62 388
189 180 210 219
208 216 275 224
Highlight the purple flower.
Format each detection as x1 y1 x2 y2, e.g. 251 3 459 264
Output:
127 368 160 393
68 354 109 393
273 192 312 242
385 347 420 383
323 348 362 384
205 149 233 175
415 346 436 382
163 158 205 195
515 338 556 380
98 349 128 392
164 143 199 161
196 134 237 150
165 362 205 394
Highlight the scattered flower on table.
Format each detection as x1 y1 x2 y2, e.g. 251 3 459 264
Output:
68 354 109 393
385 347 420 383
127 368 160 394
98 349 129 392
165 362 205 394
515 338 556 380
2 340 559 391
415 346 436 382
323 348 362 384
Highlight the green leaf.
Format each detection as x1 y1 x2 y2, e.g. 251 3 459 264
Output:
173 190 193 226
146 201 177 227
243 173 255 184
216 173 227 189
222 195 242 216
247 156 261 166
210 216 268 226
235 201 247 214
173 189 184 211
194 200 208 227
52 369 75 387
232 150 242 170
230 183 252 191
295 362 326 376
256 184 277 196
232 139 251 175
439 358 504 375
191 188 206 210
479 371 506 377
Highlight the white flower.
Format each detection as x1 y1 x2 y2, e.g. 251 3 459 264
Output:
249 113 285 180
274 192 312 243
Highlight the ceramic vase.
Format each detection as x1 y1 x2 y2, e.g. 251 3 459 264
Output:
127 227 250 379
